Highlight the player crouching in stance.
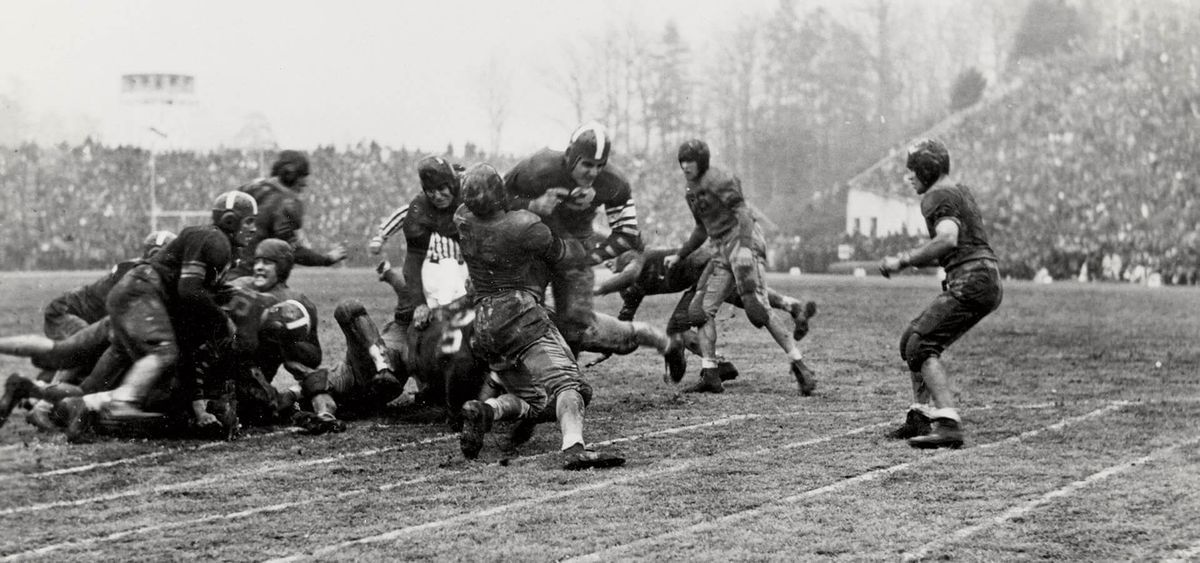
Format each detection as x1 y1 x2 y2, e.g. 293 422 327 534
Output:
595 245 817 384
54 191 259 441
454 164 623 470
879 139 1003 449
667 139 817 395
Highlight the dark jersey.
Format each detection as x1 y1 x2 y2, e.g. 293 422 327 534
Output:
636 247 713 295
392 193 461 320
150 226 234 299
454 207 574 300
680 165 760 257
921 183 998 270
228 277 323 373
504 148 640 261
49 259 143 324
233 178 335 276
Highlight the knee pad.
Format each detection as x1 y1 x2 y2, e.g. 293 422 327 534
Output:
300 367 332 397
334 299 368 327
575 379 593 407
902 328 936 373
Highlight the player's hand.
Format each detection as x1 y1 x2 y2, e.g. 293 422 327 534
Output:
562 187 596 211
733 247 756 272
528 188 570 216
326 244 348 264
412 304 432 330
367 236 385 255
194 411 219 428
879 256 902 278
663 254 681 272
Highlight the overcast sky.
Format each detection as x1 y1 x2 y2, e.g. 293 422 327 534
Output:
0 0 785 153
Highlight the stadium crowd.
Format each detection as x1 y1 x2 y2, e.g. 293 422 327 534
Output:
849 16 1200 285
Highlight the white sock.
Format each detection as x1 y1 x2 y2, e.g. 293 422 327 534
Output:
81 392 112 411
930 407 960 422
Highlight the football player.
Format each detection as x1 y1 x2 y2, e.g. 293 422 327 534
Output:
366 156 468 398
0 230 176 430
879 138 1003 449
67 191 258 433
504 122 678 374
455 163 623 470
665 139 818 395
229 150 347 279
595 245 817 383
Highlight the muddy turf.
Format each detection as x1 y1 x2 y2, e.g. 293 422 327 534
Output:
0 269 1197 561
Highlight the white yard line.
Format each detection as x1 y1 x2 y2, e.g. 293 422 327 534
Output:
1 410 875 560
0 428 300 482
565 401 1132 562
0 433 456 517
901 433 1200 562
1161 541 1200 563
265 418 896 563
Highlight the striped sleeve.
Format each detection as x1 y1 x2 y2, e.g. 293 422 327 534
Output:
376 205 410 241
605 200 639 240
590 200 641 262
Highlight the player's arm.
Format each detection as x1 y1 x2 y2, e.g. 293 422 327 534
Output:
524 221 587 266
882 218 959 274
276 198 346 266
503 165 569 217
368 204 409 255
594 250 646 296
589 198 641 264
177 239 233 336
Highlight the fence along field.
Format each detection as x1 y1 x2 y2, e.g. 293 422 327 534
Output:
0 270 1197 561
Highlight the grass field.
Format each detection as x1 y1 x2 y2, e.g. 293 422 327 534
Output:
0 268 1198 561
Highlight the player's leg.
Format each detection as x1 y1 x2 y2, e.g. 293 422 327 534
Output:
736 252 816 396
686 259 734 394
459 360 543 460
105 280 178 419
524 327 622 469
762 288 818 341
907 263 1003 449
335 299 403 405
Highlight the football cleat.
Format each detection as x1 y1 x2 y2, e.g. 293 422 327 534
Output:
791 359 817 396
683 368 724 394
0 374 35 429
908 418 964 449
368 370 404 404
560 443 625 471
56 397 97 444
291 411 346 435
25 404 59 432
790 301 818 341
716 360 740 382
459 400 494 460
888 408 932 440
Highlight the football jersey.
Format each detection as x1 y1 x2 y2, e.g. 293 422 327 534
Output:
454 207 569 299
149 225 234 300
504 148 640 261
636 247 714 295
921 183 998 270
684 165 759 250
50 259 143 323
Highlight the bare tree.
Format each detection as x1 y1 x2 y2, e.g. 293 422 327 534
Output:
477 55 512 156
